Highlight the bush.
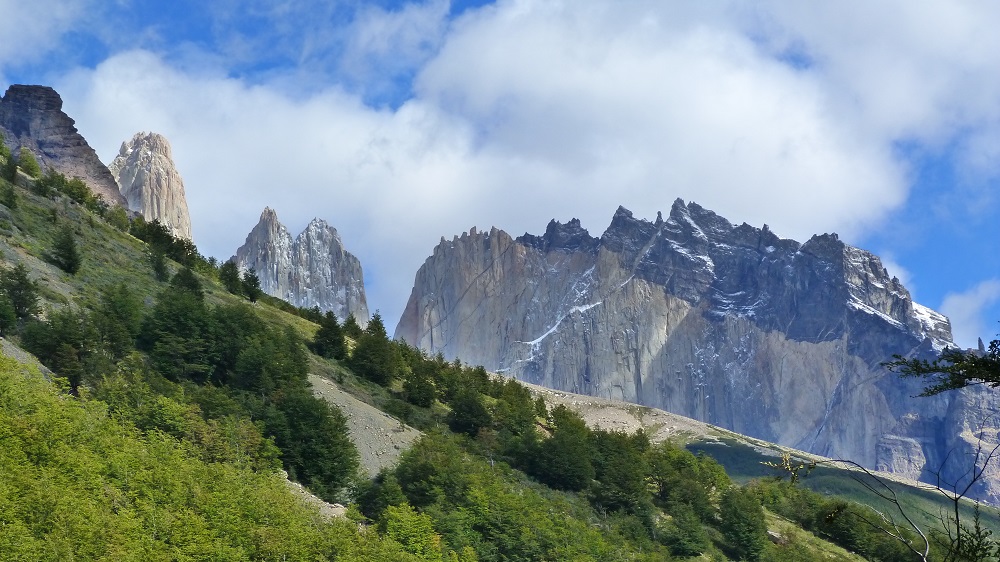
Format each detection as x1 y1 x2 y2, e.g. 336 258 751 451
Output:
17 147 40 178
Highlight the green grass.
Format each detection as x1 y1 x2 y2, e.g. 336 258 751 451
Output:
688 437 1000 537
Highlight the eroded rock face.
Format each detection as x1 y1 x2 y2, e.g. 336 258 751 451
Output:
0 85 125 206
396 199 1000 502
233 208 369 323
108 132 193 240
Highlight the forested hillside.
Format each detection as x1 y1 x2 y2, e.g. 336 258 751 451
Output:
0 146 980 560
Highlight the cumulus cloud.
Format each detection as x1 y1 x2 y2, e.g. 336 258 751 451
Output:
0 0 93 81
940 280 1000 348
42 0 1000 330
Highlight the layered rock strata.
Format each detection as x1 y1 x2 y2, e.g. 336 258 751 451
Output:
0 85 125 205
396 200 1000 501
108 132 193 240
233 208 369 323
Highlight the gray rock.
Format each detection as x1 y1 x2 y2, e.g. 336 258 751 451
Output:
396 199 1000 502
108 132 193 240
233 207 369 323
0 85 125 206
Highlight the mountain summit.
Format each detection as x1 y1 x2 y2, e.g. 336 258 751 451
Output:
0 85 125 205
108 132 193 240
233 208 369 323
396 199 1000 501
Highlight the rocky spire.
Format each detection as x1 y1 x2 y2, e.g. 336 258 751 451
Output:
232 208 369 323
108 132 193 240
0 85 125 205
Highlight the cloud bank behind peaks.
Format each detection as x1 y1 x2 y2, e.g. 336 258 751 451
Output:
55 0 997 330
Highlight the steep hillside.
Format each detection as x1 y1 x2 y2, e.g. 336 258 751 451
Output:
396 200 1000 502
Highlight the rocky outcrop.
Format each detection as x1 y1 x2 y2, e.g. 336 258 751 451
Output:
108 132 193 240
396 199 1000 502
0 85 125 206
233 208 369 323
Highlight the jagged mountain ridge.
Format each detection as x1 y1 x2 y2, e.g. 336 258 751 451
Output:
396 199 1000 501
233 208 369 323
0 85 125 206
108 132 193 240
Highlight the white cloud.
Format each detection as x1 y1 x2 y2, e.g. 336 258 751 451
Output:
940 280 1000 348
45 1 1000 332
0 0 92 78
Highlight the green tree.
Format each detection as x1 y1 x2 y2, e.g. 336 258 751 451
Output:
92 283 143 360
104 205 129 231
0 179 16 209
532 405 595 492
720 486 768 561
659 502 710 557
313 310 346 360
219 260 242 295
1 152 17 182
349 312 401 385
343 313 363 339
0 263 40 319
17 147 40 178
0 295 16 335
241 268 262 303
148 247 168 281
447 387 492 437
887 337 1000 396
48 224 82 274
380 503 443 561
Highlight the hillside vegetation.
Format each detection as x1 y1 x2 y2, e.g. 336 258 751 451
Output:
0 150 984 560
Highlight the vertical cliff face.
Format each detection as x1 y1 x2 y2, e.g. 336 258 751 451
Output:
108 132 193 240
233 208 369 323
0 85 125 206
396 199 1000 501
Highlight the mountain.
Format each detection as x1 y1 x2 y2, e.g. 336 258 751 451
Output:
396 199 1000 501
232 207 369 322
0 85 125 206
108 132 193 240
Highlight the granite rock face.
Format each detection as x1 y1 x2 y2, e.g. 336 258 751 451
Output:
233 208 369 323
396 199 1000 501
108 132 193 240
0 85 125 206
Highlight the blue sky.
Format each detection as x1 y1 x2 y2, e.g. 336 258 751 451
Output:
1 0 998 347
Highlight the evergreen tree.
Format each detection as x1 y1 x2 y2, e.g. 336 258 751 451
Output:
0 180 16 209
659 502 710 557
313 311 346 360
343 313 363 339
446 387 492 437
1 153 17 182
720 486 768 561
0 295 16 335
170 267 204 299
0 263 40 319
349 312 400 385
92 283 143 360
148 247 168 281
241 268 262 303
532 405 595 491
218 260 242 295
49 224 82 274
